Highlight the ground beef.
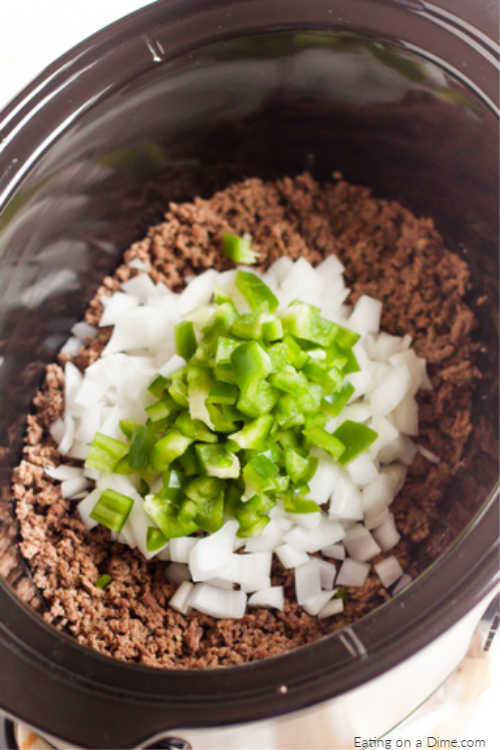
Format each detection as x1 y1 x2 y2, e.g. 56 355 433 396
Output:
12 172 480 668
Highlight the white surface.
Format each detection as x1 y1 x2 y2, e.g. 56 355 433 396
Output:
2 3 498 748
0 1 149 110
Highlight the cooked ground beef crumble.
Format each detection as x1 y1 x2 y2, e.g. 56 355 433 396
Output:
11 173 480 668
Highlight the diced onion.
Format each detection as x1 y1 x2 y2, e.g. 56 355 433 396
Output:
248 586 284 610
374 556 404 588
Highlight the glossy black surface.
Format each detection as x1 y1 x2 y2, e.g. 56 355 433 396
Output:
0 1 498 748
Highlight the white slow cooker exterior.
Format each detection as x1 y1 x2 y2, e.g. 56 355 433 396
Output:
12 589 497 750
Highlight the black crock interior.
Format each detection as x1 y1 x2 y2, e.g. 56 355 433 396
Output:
0 1 498 748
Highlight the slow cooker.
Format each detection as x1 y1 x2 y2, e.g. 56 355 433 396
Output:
0 1 498 748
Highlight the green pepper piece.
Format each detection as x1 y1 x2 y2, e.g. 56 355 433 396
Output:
90 489 134 532
196 491 225 533
145 397 178 423
128 425 152 472
229 414 274 450
281 302 336 347
283 493 321 514
267 335 308 370
303 426 345 461
168 376 189 408
262 316 284 342
146 526 168 552
214 364 237 384
119 419 136 440
195 443 241 479
175 445 201 477
333 420 378 465
148 374 169 399
284 448 312 484
215 336 240 365
231 341 272 392
231 312 263 340
237 380 279 418
151 429 193 470
235 270 279 312
236 516 270 538
175 412 218 443
85 433 129 474
274 394 305 429
94 574 111 589
174 320 197 360
323 382 355 416
203 301 238 337
144 494 198 539
207 380 239 405
221 233 258 264
205 403 241 432
243 454 279 493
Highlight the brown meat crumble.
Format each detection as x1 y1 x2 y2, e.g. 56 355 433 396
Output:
12 173 480 668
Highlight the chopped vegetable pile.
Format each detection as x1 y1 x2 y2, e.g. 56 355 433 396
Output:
85 268 375 545
47 244 433 620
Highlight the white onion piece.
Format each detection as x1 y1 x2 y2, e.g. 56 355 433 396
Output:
189 521 238 582
100 292 139 327
343 525 381 562
364 508 390 531
83 465 100 481
205 578 234 590
318 597 344 619
336 559 370 587
370 364 411 416
316 253 344 276
329 473 363 521
169 537 198 563
166 563 191 585
303 590 335 616
156 546 170 562
373 514 401 551
392 574 412 595
170 582 194 615
159 354 186 377
59 337 80 357
348 295 382 335
418 445 440 464
374 556 404 588
64 361 83 406
128 258 148 271
275 544 309 569
307 455 341 505
284 519 344 553
316 559 337 590
248 586 284 610
368 332 406 361
49 419 65 445
77 489 100 530
61 476 89 499
44 464 83 481
244 521 284 553
189 584 247 619
286 512 321 530
121 273 158 303
382 464 407 495
58 414 75 455
362 474 394 517
71 321 97 342
67 440 89 461
347 454 379 487
392 396 419 436
321 543 346 561
127 499 156 558
218 552 272 592
295 560 322 605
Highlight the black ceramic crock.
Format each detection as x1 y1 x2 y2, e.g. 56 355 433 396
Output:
0 1 498 748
